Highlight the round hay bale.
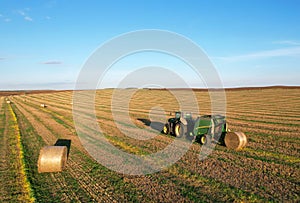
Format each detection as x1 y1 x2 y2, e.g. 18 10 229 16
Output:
6 100 11 104
38 146 67 173
40 104 46 108
224 132 247 150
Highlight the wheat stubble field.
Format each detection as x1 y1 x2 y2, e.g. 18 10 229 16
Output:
0 87 299 202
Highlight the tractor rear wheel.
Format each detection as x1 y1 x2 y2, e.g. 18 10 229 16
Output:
162 123 169 134
174 122 186 138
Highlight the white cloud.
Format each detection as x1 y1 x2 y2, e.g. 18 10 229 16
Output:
24 16 33 21
214 46 300 62
42 61 63 65
0 14 11 22
17 10 26 16
16 9 33 21
273 40 300 46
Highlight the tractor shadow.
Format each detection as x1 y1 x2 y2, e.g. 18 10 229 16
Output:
137 118 164 133
54 139 72 158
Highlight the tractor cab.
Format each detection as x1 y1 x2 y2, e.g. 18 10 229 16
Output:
168 111 182 123
175 111 182 119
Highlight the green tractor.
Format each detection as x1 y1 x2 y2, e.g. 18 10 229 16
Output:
162 111 247 149
162 111 186 138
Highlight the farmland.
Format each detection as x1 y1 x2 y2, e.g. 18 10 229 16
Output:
0 87 299 202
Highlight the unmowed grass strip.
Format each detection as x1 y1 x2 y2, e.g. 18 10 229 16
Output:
0 98 4 135
0 99 10 201
5 103 35 202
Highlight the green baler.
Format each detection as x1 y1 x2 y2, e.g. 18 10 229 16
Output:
163 111 247 149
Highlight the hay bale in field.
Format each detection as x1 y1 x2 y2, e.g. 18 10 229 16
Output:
40 104 47 108
6 100 11 104
224 132 247 150
38 146 67 173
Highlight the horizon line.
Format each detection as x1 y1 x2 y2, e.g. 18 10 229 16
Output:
0 85 299 93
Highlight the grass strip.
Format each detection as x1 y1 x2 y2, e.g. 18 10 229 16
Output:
7 103 35 202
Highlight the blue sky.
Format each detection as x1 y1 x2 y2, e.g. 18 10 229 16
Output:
0 0 299 90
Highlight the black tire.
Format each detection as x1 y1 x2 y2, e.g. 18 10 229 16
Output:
199 134 207 145
162 123 170 135
174 122 186 138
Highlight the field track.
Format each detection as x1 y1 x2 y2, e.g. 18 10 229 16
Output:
0 87 299 202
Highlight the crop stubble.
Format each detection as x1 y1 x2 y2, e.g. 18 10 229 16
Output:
1 87 299 202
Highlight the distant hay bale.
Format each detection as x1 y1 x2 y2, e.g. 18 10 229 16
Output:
38 146 68 173
6 100 11 104
41 104 47 108
225 132 247 150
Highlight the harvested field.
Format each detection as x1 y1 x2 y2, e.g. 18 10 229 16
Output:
0 87 299 202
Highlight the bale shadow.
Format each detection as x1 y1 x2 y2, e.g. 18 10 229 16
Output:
54 139 72 158
137 118 165 133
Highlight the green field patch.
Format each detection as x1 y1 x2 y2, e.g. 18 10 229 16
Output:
248 131 300 143
244 147 300 165
167 164 266 202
